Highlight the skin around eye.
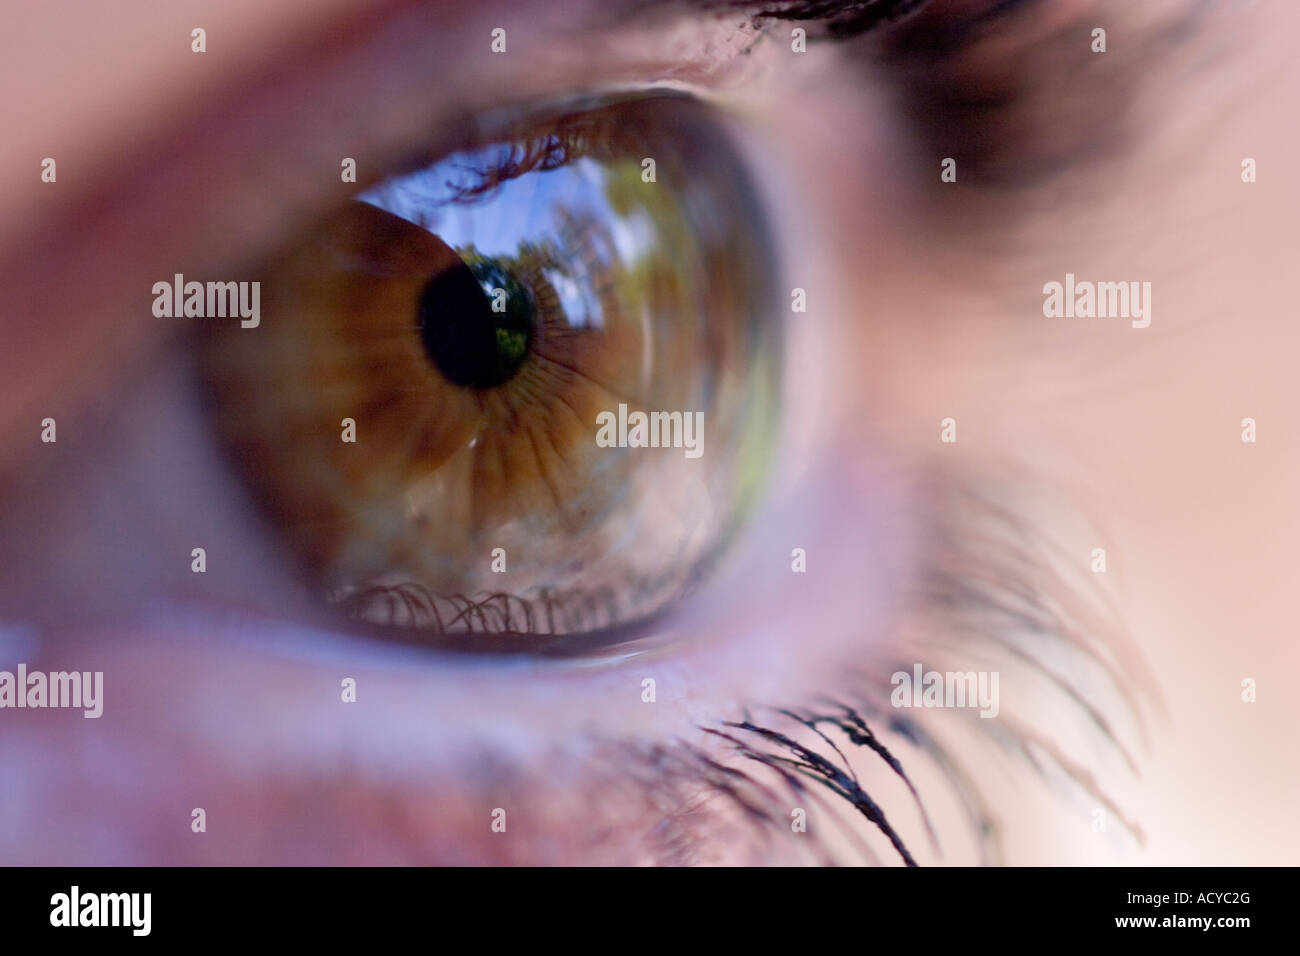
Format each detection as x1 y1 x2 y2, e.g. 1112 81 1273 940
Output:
197 92 782 653
4 0 1296 873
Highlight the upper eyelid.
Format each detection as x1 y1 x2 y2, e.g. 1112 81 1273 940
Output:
0 2 761 448
859 0 1219 190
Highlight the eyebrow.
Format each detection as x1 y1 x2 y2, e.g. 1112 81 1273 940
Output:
691 0 933 35
742 0 1217 191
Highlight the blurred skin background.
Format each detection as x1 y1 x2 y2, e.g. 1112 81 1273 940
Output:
0 0 1297 864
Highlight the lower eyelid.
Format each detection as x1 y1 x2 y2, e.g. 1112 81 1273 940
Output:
0 409 914 865
40 422 908 758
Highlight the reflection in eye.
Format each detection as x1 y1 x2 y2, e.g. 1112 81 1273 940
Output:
198 92 781 655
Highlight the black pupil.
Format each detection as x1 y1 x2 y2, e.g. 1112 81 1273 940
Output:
418 259 534 389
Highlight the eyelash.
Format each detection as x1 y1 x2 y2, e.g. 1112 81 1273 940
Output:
333 580 669 657
594 466 1147 865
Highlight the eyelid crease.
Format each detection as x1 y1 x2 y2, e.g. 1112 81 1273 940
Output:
862 0 1220 191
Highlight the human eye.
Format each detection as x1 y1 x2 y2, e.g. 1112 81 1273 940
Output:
1 0 1288 874
196 90 781 657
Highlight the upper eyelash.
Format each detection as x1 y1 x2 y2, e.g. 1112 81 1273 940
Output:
704 708 930 865
709 0 936 38
356 461 1144 866
614 466 1148 865
318 463 1147 863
